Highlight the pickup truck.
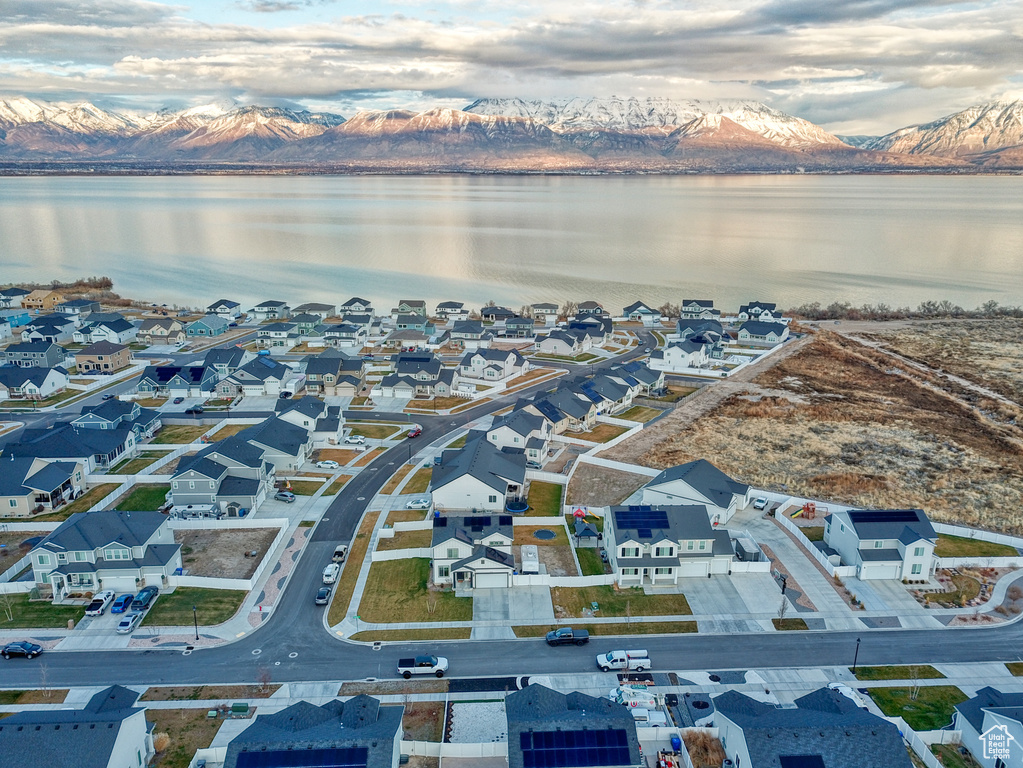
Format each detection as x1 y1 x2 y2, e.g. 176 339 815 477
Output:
596 649 650 672
397 655 449 679
545 627 589 646
85 590 115 617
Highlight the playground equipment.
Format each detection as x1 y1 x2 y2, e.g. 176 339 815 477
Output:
790 502 828 520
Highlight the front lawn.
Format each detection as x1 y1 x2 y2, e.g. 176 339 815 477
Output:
357 558 472 624
867 685 967 731
114 484 170 511
150 425 209 444
576 547 607 576
0 594 85 628
527 482 564 516
934 534 1018 558
853 665 945 681
142 587 247 626
513 621 697 637
550 585 691 618
348 423 401 440
404 468 432 495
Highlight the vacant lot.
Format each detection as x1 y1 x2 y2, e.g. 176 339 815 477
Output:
147 708 226 768
402 702 445 742
604 332 1023 533
115 484 170 511
566 464 649 507
143 587 247 626
619 406 662 423
551 585 691 619
357 558 472 623
176 528 280 578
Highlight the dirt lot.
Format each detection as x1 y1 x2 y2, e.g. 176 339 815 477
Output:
566 464 650 507
152 452 196 476
603 331 1023 533
175 528 281 578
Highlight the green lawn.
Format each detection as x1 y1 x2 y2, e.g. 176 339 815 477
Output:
513 621 697 637
348 423 401 440
576 547 607 577
931 743 981 768
323 476 352 495
1006 662 1023 676
527 482 564 516
447 435 467 449
853 665 945 681
934 534 1018 558
867 686 967 731
550 585 691 618
286 480 326 496
801 527 825 542
376 528 432 551
114 485 170 511
142 587 247 626
150 425 210 444
110 452 164 475
772 618 809 631
357 558 472 623
0 594 85 628
404 468 432 495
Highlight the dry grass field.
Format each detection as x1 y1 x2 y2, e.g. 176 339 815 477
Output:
604 330 1023 533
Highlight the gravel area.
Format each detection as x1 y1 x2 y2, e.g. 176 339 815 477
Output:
128 634 226 648
448 702 507 743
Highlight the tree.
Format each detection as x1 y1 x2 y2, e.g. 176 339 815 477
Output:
777 596 788 623
257 666 273 694
518 305 534 319
0 592 15 623
559 300 578 320
658 302 681 320
153 733 171 753
483 299 497 308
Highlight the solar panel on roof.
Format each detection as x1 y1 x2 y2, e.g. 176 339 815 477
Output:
520 729 631 767
848 510 919 524
636 528 652 540
235 746 369 768
434 518 448 528
778 756 826 768
614 509 669 531
499 516 513 526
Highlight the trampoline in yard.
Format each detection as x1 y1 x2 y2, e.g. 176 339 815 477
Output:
533 529 557 540
506 500 529 514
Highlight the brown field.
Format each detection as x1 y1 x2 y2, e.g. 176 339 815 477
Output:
313 448 362 464
603 331 1023 533
566 464 650 508
175 528 280 578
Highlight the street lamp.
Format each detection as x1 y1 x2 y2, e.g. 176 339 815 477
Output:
192 605 199 642
852 637 862 674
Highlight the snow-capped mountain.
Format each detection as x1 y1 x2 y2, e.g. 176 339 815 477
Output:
866 100 1023 157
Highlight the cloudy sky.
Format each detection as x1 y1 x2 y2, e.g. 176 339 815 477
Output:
1 0 1020 134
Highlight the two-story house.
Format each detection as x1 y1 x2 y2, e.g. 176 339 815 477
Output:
275 396 344 447
430 514 515 589
649 339 711 372
486 410 553 467
606 504 734 584
138 317 186 346
250 300 291 321
737 301 781 321
5 341 67 369
531 302 560 325
610 360 665 395
56 298 101 319
504 316 535 338
73 316 138 345
955 687 1023 768
0 365 68 401
459 348 528 382
322 323 367 349
737 320 789 346
641 459 752 526
576 300 606 316
171 435 276 517
623 301 662 325
520 386 598 433
207 299 242 318
75 341 131 374
339 296 373 314
450 320 492 351
0 286 30 308
430 432 527 513
72 399 163 439
823 508 937 580
256 322 300 350
186 314 232 337
136 365 219 398
292 302 337 320
679 299 721 320
435 301 469 320
303 349 365 397
0 457 85 518
202 346 255 377
392 299 427 319
31 510 181 601
218 357 296 397
22 290 64 312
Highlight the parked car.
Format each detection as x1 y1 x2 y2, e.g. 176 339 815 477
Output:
332 545 348 563
322 563 340 584
110 594 134 613
185 405 204 415
362 354 374 360
343 434 366 445
407 425 422 438
172 397 185 404
274 490 296 503
2 641 43 660
115 612 144 634
102 393 116 401
130 585 159 612
397 655 448 679
546 627 589 646
278 391 292 399
315 586 331 605
405 497 431 510
753 497 769 510
316 460 340 469
85 590 116 617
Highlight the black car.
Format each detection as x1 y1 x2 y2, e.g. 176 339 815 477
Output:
315 586 331 605
2 641 43 659
131 585 160 611
185 405 205 414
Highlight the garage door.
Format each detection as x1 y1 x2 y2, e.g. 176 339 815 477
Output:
474 572 509 589
861 563 900 580
678 561 709 578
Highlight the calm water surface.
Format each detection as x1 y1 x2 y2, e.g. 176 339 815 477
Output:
1 175 1021 311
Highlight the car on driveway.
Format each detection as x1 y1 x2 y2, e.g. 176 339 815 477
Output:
405 497 431 510
274 490 296 503
278 391 292 399
185 405 204 415
316 460 340 469
130 585 159 611
85 590 116 616
315 586 331 605
753 497 769 510
172 397 185 404
111 594 134 613
115 612 144 634
2 641 43 660
343 434 366 445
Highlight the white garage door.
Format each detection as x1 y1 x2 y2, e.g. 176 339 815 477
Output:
678 561 709 578
474 572 509 589
861 563 900 580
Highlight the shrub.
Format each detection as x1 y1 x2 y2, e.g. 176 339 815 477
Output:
153 733 171 752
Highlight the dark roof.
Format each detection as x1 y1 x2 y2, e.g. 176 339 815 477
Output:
203 346 249 369
0 365 65 389
842 509 936 542
611 504 716 544
0 457 76 496
714 687 911 768
451 545 515 571
38 510 166 553
489 409 546 438
452 320 484 335
87 318 134 334
2 424 134 462
739 320 788 336
139 364 212 386
5 341 62 354
431 432 526 495
432 514 514 548
77 340 128 356
682 299 715 307
646 459 749 509
956 687 1023 732
241 416 310 456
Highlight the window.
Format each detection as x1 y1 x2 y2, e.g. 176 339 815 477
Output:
446 548 459 559
698 541 707 551
654 567 673 575
621 547 640 558
488 495 498 503
7 499 15 508
911 564 922 575
686 541 695 551
103 548 130 561
189 481 195 490
622 568 640 576
437 566 450 578
37 554 50 566
57 553 67 563
874 540 884 548
74 552 87 562
172 481 178 489
914 546 925 557
654 546 674 557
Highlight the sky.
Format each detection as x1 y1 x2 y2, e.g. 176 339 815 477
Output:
0 0 1020 135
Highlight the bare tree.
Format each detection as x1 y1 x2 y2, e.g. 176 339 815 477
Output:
559 300 578 320
401 680 416 718
257 666 273 694
909 666 921 701
778 596 789 623
626 600 631 628
518 305 534 319
0 591 15 623
426 591 438 615
483 299 497 308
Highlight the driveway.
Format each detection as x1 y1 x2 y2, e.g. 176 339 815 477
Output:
471 586 555 640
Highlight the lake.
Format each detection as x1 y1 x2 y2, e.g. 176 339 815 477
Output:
1 174 1021 313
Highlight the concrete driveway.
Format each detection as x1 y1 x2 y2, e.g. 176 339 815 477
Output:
471 586 555 640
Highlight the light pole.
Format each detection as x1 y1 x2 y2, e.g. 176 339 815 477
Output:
192 605 199 642
852 637 862 674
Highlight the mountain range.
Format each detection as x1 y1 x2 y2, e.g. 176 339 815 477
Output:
0 95 1021 172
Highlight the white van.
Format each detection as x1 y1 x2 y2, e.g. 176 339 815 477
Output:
322 563 340 584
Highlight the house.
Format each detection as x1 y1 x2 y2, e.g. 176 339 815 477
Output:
75 341 131 374
738 301 781 321
339 296 373 314
239 415 314 472
480 305 516 322
288 313 322 334
714 687 911 768
823 508 937 580
436 300 469 319
292 302 337 320
322 323 367 348
56 298 101 318
536 328 590 357
22 289 64 311
3 341 67 368
31 509 179 599
0 365 68 401
0 286 30 308
3 423 138 472
486 409 553 466
250 299 291 321
218 356 296 397
450 320 492 350
505 685 642 768
256 321 300 350
207 298 242 318
393 299 426 318
341 312 374 330
623 300 662 325
531 302 560 324
22 314 77 343
459 348 529 382
171 435 275 516
577 300 606 316
222 695 402 768
0 317 13 340
677 318 724 342
384 329 431 352
954 687 1023 768
504 315 535 338
186 314 231 337
520 386 598 433
138 317 186 346
610 360 665 394
431 514 515 587
304 349 365 397
606 504 734 584
72 399 162 439
573 372 642 415
136 365 218 398
430 431 527 512
679 299 721 320
0 457 85 518
275 396 344 447
0 307 32 327
570 312 614 336
641 459 752 526
738 320 789 346
377 352 459 398
0 685 155 768
202 346 255 377
649 339 711 372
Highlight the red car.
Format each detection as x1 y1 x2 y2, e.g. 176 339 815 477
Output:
407 425 422 438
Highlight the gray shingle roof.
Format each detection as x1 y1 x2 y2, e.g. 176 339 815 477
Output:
956 686 1023 732
841 509 936 542
739 320 787 336
646 459 749 509
610 504 716 544
431 432 526 494
38 510 165 553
